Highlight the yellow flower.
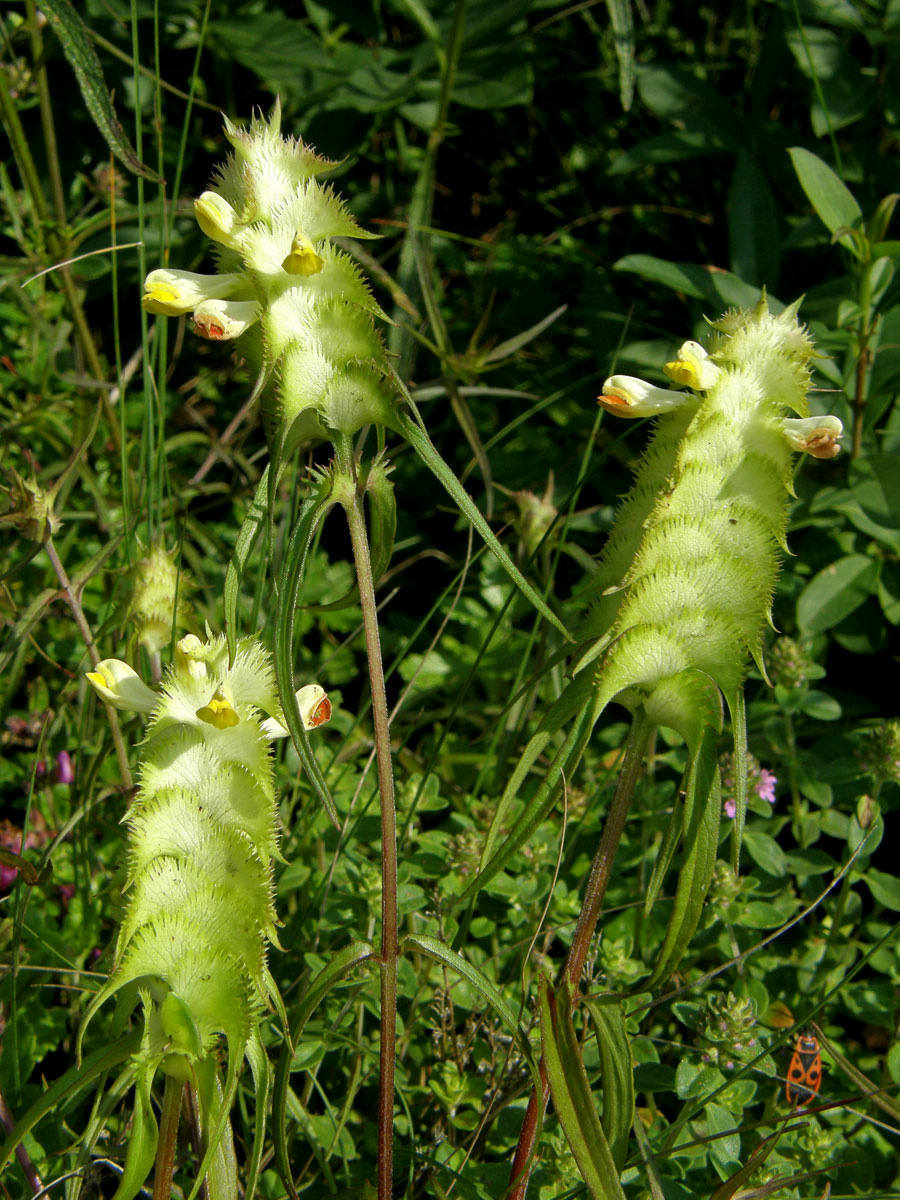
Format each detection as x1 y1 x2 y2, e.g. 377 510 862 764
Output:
262 684 332 737
597 375 693 419
86 659 157 713
141 269 242 317
282 232 325 276
663 340 721 390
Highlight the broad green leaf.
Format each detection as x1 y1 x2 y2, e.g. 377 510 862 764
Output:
273 942 375 1200
539 978 626 1200
742 830 787 878
788 147 862 252
585 997 634 1170
397 408 570 639
41 0 160 181
865 868 900 912
614 256 768 309
642 725 720 990
729 150 781 288
273 474 340 825
796 553 879 634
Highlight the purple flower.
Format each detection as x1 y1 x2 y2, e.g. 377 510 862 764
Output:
55 750 74 785
754 769 777 805
724 798 736 819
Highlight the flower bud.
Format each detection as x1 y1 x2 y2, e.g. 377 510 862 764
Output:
192 298 260 341
86 660 157 713
194 191 246 248
597 375 693 419
141 269 242 317
664 340 721 390
781 415 843 459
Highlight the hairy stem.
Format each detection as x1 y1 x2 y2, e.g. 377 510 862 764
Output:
341 455 398 1200
152 1075 184 1200
508 706 652 1200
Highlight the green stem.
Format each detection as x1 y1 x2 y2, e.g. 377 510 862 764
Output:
340 447 398 1200
508 706 652 1200
152 1075 184 1200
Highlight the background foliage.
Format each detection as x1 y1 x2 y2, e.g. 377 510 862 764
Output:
2 0 900 1197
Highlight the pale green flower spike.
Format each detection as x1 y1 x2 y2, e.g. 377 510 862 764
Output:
81 633 330 1200
143 100 397 447
467 297 843 979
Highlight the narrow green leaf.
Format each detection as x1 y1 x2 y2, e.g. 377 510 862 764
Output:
643 791 683 916
727 689 747 869
0 1032 141 1175
225 463 284 661
584 997 634 1170
243 1031 270 1200
397 409 571 640
309 454 396 612
458 672 600 905
539 978 626 1200
603 0 635 111
273 475 339 825
404 934 545 1105
813 1023 900 1122
482 304 568 363
110 1058 159 1200
40 0 160 181
273 942 375 1200
642 725 720 990
788 147 862 252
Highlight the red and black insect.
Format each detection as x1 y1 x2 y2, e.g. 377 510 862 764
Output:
785 1031 823 1106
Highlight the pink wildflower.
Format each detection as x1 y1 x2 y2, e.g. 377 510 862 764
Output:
723 798 736 819
755 769 777 804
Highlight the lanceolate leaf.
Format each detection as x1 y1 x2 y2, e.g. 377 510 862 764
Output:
225 465 273 661
111 1057 159 1200
0 1032 141 1176
41 0 161 181
539 977 626 1200
397 408 571 640
404 934 545 1106
273 474 339 826
643 724 721 990
585 997 635 1170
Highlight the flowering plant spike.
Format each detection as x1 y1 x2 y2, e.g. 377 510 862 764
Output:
466 297 843 969
82 633 330 1200
142 101 400 452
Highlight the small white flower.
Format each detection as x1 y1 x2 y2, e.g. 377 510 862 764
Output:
782 415 844 459
263 684 332 738
598 375 694 419
141 269 242 317
86 660 158 714
664 341 721 390
192 298 261 341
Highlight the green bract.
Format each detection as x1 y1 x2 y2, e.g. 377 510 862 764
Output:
142 102 400 447
82 633 317 1200
467 297 843 943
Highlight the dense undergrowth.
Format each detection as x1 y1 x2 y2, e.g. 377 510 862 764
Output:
1 2 900 1199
